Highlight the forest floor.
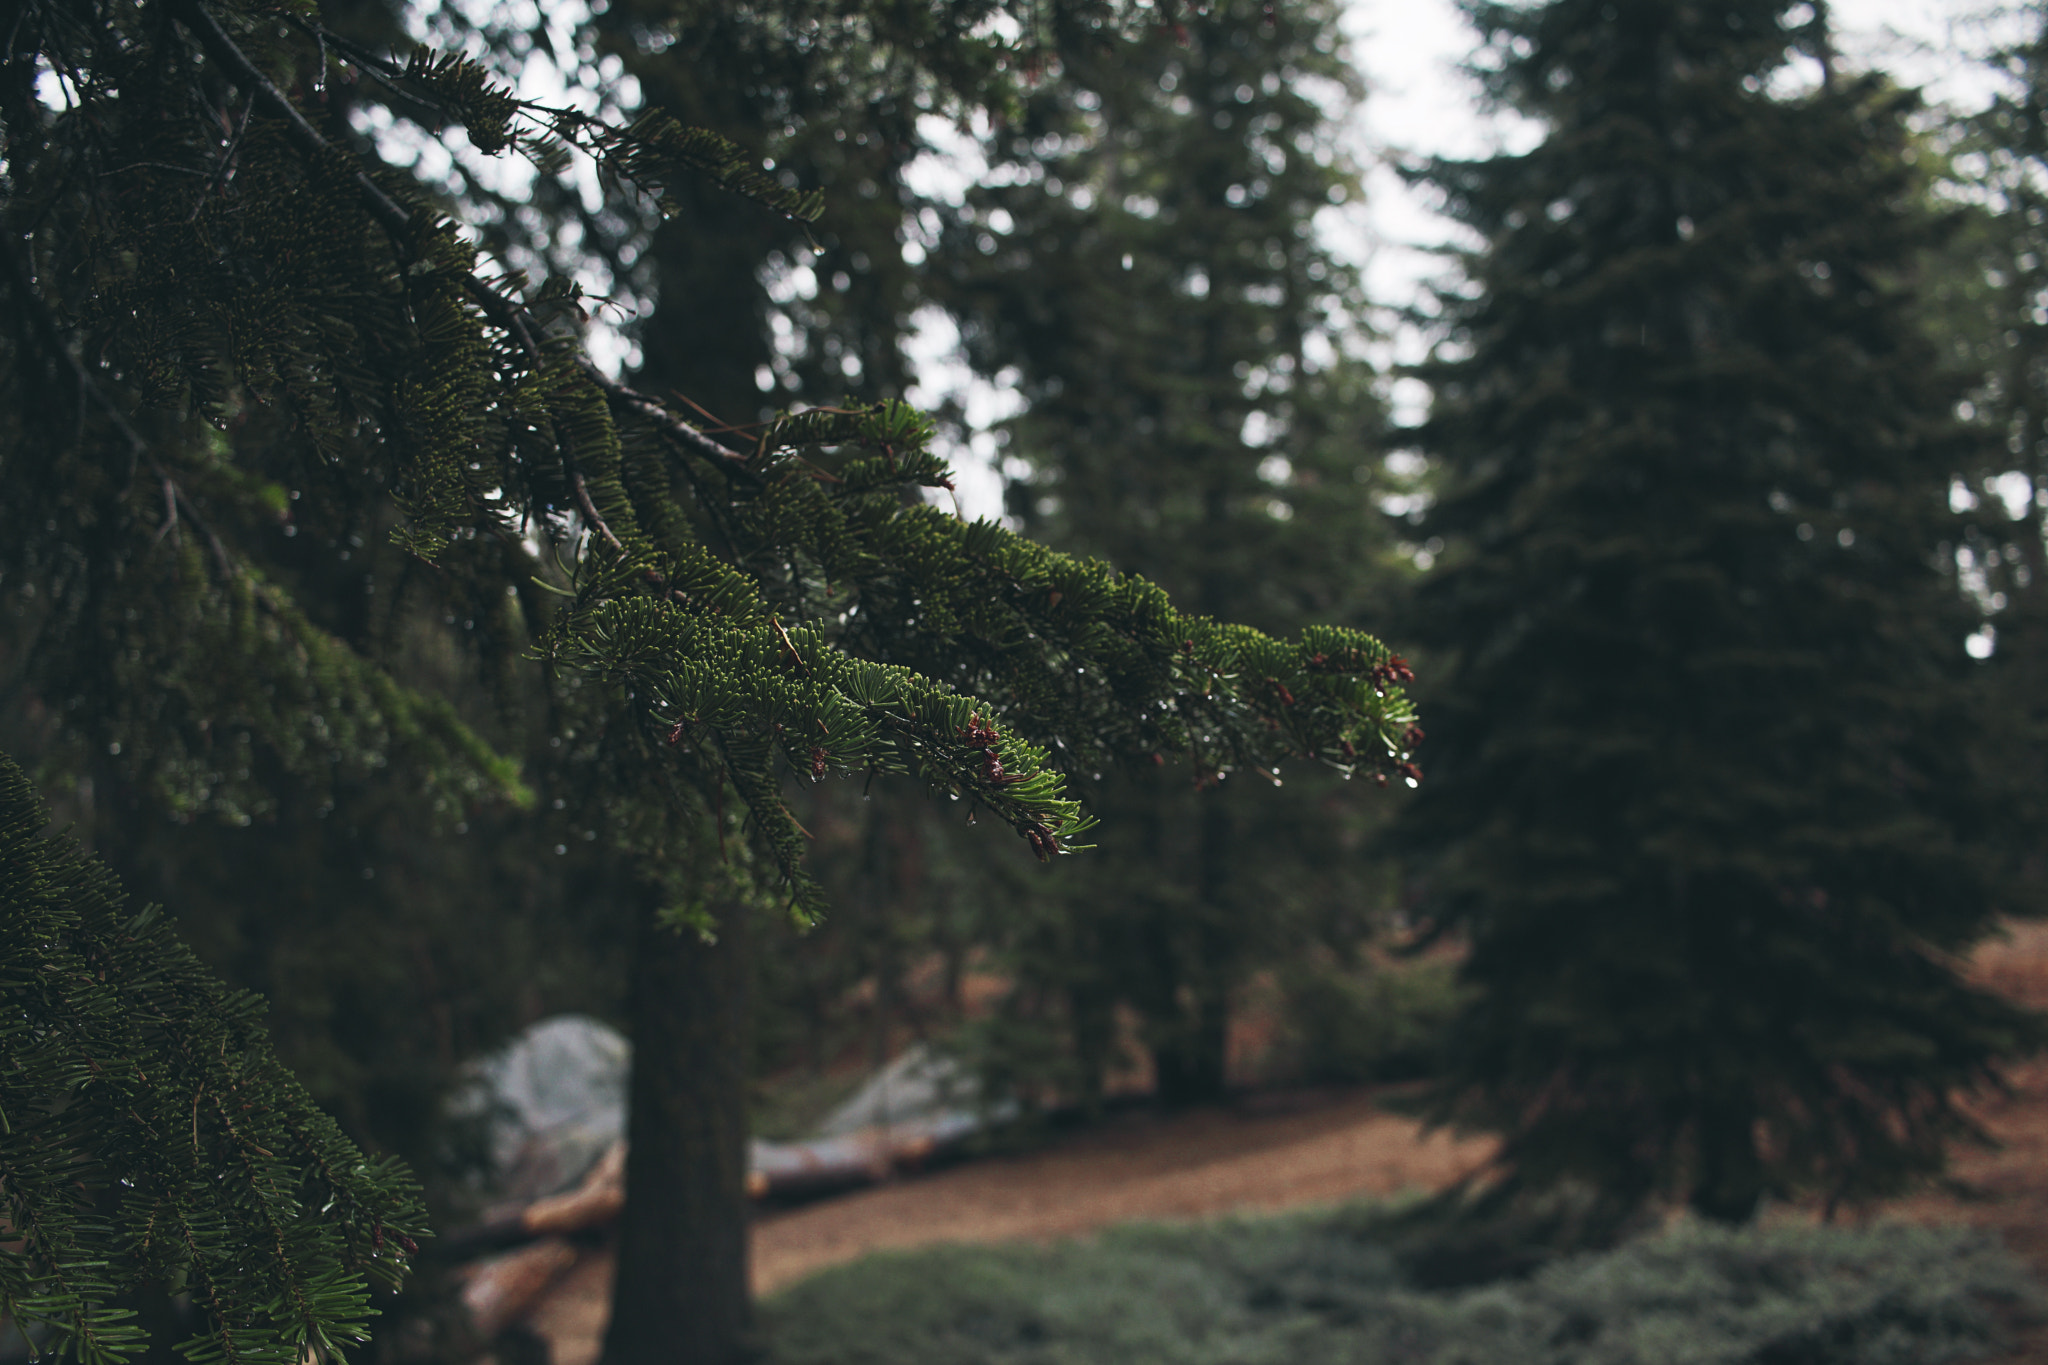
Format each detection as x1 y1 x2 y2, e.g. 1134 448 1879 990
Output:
1882 919 2048 1364
516 921 2048 1365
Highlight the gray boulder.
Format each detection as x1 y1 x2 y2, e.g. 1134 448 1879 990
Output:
456 1015 630 1203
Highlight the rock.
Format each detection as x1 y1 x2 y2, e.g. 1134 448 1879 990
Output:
456 1016 630 1204
813 1043 976 1136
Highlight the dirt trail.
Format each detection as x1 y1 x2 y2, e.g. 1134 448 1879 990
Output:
1880 923 2048 1364
517 922 2048 1365
524 1097 1492 1365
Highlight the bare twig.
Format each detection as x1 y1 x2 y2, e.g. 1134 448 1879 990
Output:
571 473 626 555
769 617 809 675
671 391 763 439
153 477 180 547
114 161 212 178
577 361 760 479
190 92 255 221
297 16 329 97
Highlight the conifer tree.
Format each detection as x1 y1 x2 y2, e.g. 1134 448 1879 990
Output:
927 0 1408 1105
0 2 1418 1361
1400 0 2040 1227
477 7 1238 1355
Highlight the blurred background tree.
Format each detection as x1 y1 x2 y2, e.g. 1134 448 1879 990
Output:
1397 0 2042 1231
1924 1 2048 922
923 0 1411 1108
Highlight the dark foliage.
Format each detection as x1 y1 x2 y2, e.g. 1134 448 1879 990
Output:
0 752 426 1365
1397 0 2042 1225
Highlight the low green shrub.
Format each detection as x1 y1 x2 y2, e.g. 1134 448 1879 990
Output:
761 1211 2039 1365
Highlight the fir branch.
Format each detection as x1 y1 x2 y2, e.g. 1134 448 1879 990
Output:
0 753 427 1364
173 0 411 241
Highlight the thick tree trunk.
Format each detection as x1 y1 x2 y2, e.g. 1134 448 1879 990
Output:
601 902 757 1365
1689 1103 1764 1225
1151 795 1236 1108
1152 988 1230 1108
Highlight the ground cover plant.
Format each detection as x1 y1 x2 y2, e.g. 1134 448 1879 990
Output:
761 1209 2041 1365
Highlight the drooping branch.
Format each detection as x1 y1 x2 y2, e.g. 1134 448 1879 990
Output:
574 472 628 555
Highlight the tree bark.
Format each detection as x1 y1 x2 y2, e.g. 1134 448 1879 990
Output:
1689 1103 1764 1225
1160 794 1235 1107
601 900 757 1365
1152 990 1230 1107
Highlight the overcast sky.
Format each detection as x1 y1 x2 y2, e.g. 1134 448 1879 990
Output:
1344 0 2011 363
926 1 2023 518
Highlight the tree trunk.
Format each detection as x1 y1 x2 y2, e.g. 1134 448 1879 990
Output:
1689 1103 1764 1225
601 900 757 1365
1152 986 1230 1107
1154 793 1234 1107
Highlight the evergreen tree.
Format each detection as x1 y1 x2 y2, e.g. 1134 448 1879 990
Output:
927 0 1410 1106
0 3 1418 1361
1400 0 2039 1227
485 8 1203 1356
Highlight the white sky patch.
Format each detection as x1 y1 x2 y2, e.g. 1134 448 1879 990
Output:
905 113 990 207
1342 0 1533 378
906 306 1024 524
358 0 646 375
1244 412 1282 450
1339 0 2005 397
1987 469 2037 521
1835 0 2026 111
33 61 80 110
898 116 1023 520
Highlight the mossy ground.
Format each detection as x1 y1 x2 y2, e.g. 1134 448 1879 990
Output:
761 1209 2040 1365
